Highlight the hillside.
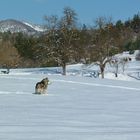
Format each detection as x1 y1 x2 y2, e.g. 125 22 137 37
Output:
0 19 44 34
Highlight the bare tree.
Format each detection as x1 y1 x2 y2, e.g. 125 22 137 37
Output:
91 17 119 78
44 7 78 75
89 17 126 78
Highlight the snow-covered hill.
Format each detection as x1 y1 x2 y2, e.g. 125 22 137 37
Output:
0 19 44 34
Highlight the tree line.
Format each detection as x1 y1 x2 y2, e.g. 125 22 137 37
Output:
0 7 140 78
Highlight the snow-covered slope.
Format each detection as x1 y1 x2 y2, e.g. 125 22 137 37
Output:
0 73 140 140
0 19 44 34
23 21 44 32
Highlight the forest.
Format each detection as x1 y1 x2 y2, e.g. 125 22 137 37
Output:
0 7 140 77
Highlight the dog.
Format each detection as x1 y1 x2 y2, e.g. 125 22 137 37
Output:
35 77 49 94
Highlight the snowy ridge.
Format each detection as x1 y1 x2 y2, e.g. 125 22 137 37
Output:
23 21 44 32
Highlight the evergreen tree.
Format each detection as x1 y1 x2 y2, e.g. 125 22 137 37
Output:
14 33 36 60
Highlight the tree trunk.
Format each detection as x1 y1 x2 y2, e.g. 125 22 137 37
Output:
62 62 66 75
100 65 105 79
115 64 118 77
115 73 118 77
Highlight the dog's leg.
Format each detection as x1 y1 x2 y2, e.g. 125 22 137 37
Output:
35 87 42 94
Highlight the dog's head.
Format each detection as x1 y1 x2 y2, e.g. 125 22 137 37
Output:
42 77 49 85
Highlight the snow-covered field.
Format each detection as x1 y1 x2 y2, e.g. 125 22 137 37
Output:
0 64 140 140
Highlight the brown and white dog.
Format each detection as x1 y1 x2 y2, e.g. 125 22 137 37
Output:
35 77 49 94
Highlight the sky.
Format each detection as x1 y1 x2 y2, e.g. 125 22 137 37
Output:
0 0 139 26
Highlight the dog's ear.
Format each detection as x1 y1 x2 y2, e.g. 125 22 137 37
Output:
45 77 49 82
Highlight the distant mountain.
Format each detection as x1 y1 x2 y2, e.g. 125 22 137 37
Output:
22 21 45 32
0 19 45 34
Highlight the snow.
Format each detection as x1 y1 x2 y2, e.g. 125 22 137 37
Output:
23 21 44 32
0 51 140 139
0 64 140 140
102 72 136 81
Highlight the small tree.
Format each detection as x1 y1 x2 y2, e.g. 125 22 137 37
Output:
110 56 132 77
120 57 131 72
110 57 122 77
